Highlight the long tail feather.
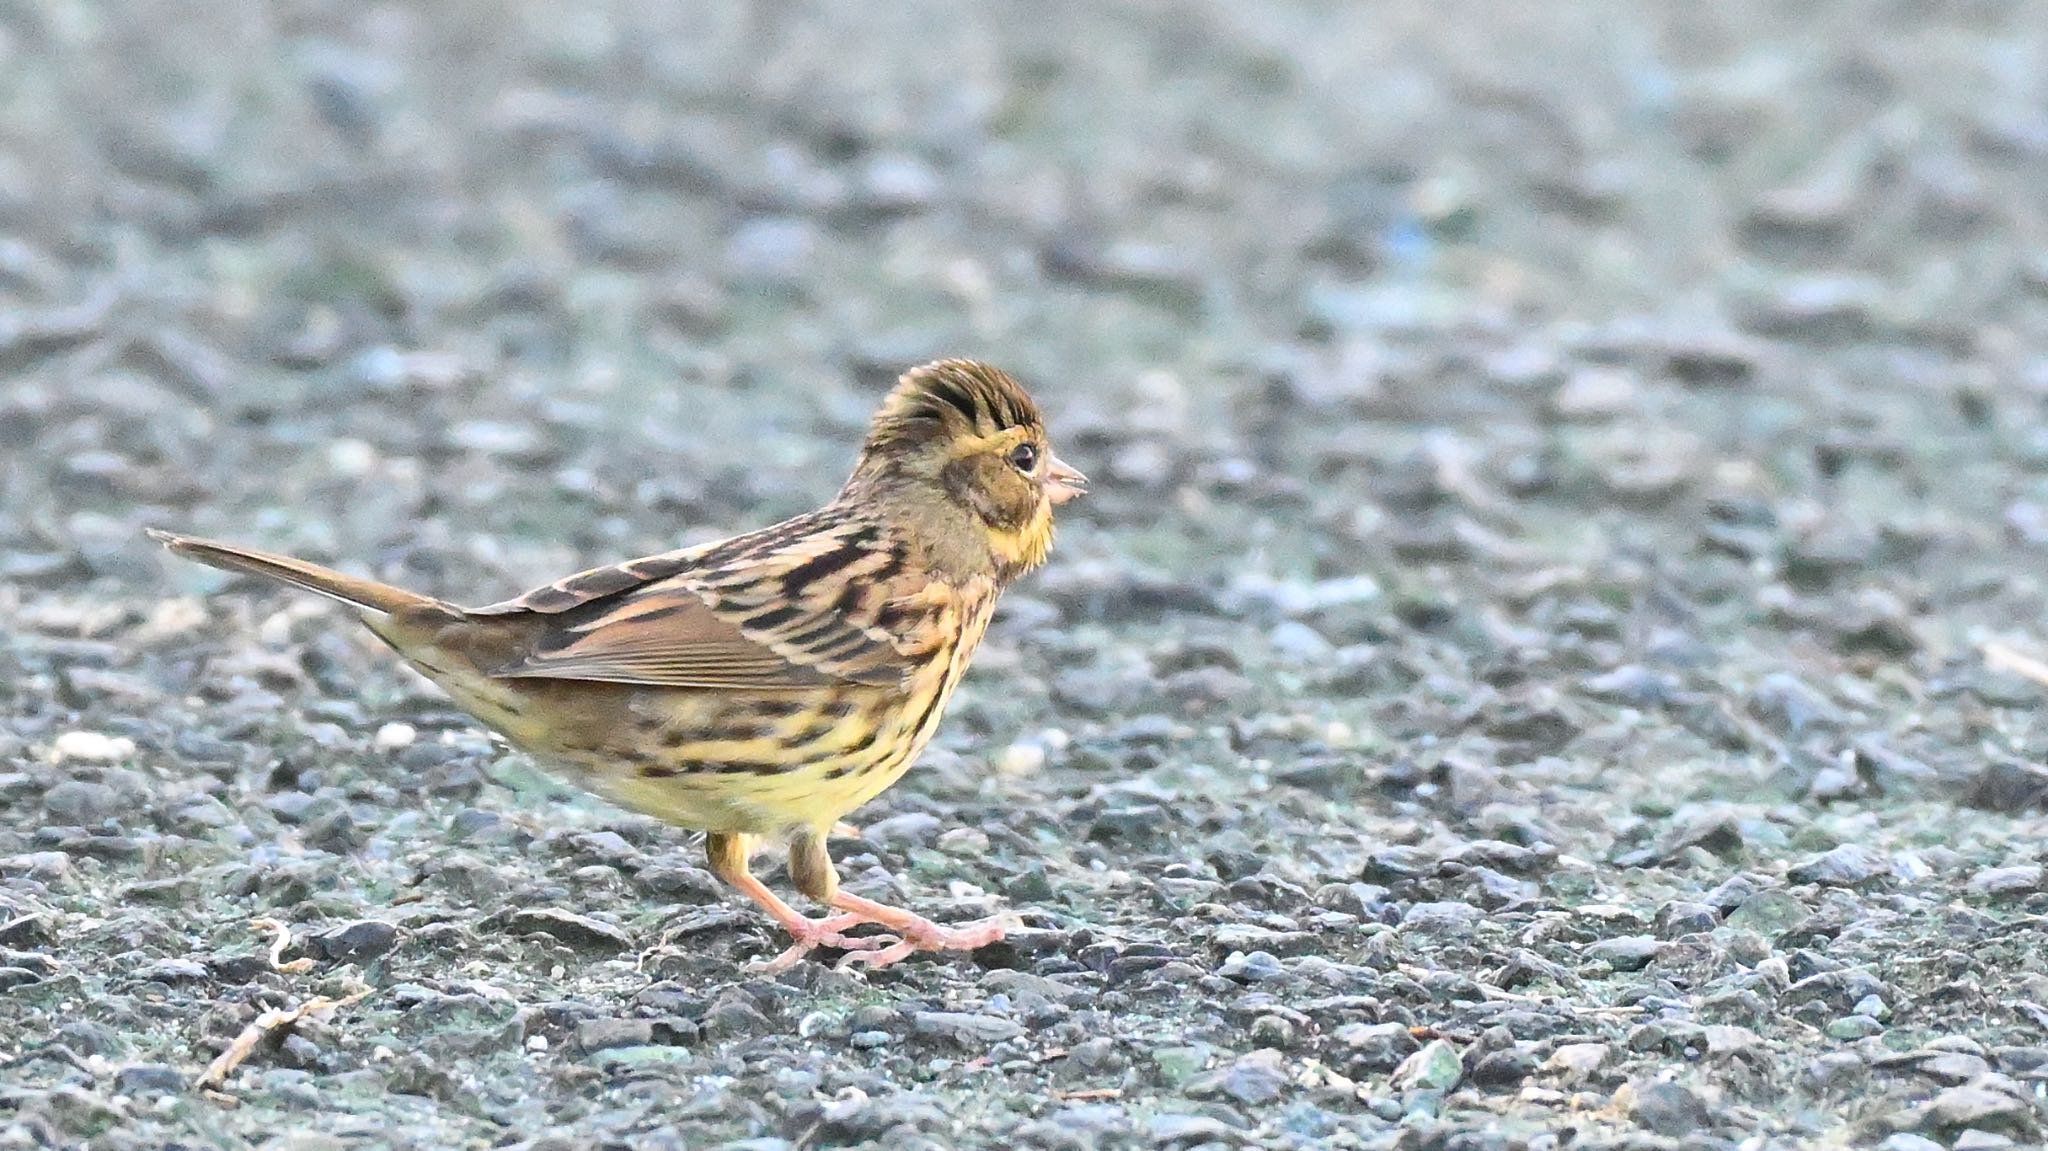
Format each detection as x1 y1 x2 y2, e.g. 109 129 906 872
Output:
146 528 432 615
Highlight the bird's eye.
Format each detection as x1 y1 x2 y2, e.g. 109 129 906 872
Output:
1007 443 1039 473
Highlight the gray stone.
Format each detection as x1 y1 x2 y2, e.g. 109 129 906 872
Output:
1924 1082 2030 1129
1403 901 1484 934
1585 936 1664 971
1217 1049 1289 1104
575 1018 654 1053
1724 890 1810 937
1393 1039 1463 1092
501 909 632 952
860 811 944 849
1146 1114 1239 1146
1789 844 1886 887
1968 865 2044 898
310 919 400 964
113 1064 186 1094
911 1011 1023 1047
41 780 121 825
1629 1081 1713 1135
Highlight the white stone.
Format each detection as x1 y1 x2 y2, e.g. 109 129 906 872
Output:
997 741 1047 776
373 722 417 751
51 731 136 763
327 438 378 477
135 597 208 642
1546 1042 1610 1074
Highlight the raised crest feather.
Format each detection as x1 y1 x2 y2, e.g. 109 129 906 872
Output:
864 359 1043 451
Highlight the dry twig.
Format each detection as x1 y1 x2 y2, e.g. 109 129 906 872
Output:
251 917 316 974
1984 641 2048 689
195 989 371 1091
1053 1087 1123 1101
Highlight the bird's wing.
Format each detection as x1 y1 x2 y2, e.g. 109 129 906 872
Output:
463 512 920 690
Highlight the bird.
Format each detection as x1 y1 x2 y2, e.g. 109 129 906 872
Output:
149 358 1086 971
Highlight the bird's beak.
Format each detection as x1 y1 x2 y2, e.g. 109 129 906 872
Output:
1046 453 1088 504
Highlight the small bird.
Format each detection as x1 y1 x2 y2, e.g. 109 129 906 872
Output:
150 359 1085 971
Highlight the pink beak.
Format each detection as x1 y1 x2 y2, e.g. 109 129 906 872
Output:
1046 453 1088 505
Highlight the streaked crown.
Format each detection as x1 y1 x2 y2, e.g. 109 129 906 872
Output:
864 359 1044 454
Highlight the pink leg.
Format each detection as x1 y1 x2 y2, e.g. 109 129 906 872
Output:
826 890 1019 970
705 832 899 972
748 901 897 974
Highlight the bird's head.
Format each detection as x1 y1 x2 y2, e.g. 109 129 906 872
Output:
850 359 1086 581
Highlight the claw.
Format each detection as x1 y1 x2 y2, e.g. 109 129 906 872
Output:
833 911 1021 971
747 912 901 974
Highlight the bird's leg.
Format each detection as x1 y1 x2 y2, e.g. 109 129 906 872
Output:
704 831 895 972
826 892 1019 969
786 829 1016 970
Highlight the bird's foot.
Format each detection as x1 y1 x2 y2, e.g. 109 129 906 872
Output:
834 910 1021 971
748 912 900 974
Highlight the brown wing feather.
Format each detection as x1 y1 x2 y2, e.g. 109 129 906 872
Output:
464 510 921 691
466 549 699 617
485 582 839 689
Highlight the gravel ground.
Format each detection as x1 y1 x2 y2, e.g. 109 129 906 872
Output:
7 2 2048 1148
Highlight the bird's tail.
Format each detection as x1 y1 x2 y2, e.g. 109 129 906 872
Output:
146 529 433 615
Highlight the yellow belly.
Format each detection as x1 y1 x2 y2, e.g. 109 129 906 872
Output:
595 744 915 835
411 656 955 837
372 589 992 839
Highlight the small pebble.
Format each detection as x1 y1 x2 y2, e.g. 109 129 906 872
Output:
51 731 136 764
912 1011 1023 1047
501 908 633 952
997 741 1047 775
1248 1014 1296 1050
1584 936 1664 971
327 438 378 476
1789 843 1886 887
1546 1043 1609 1076
1393 1039 1464 1092
1627 1081 1712 1136
373 722 417 751
1967 864 2044 898
1216 950 1286 982
935 827 989 856
1145 1114 1237 1145
1211 1049 1289 1104
1825 1014 1884 1040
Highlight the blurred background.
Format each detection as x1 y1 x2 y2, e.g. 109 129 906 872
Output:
12 1 2047 589
7 2 2048 1147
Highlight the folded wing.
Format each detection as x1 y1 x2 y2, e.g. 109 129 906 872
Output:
463 513 914 691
